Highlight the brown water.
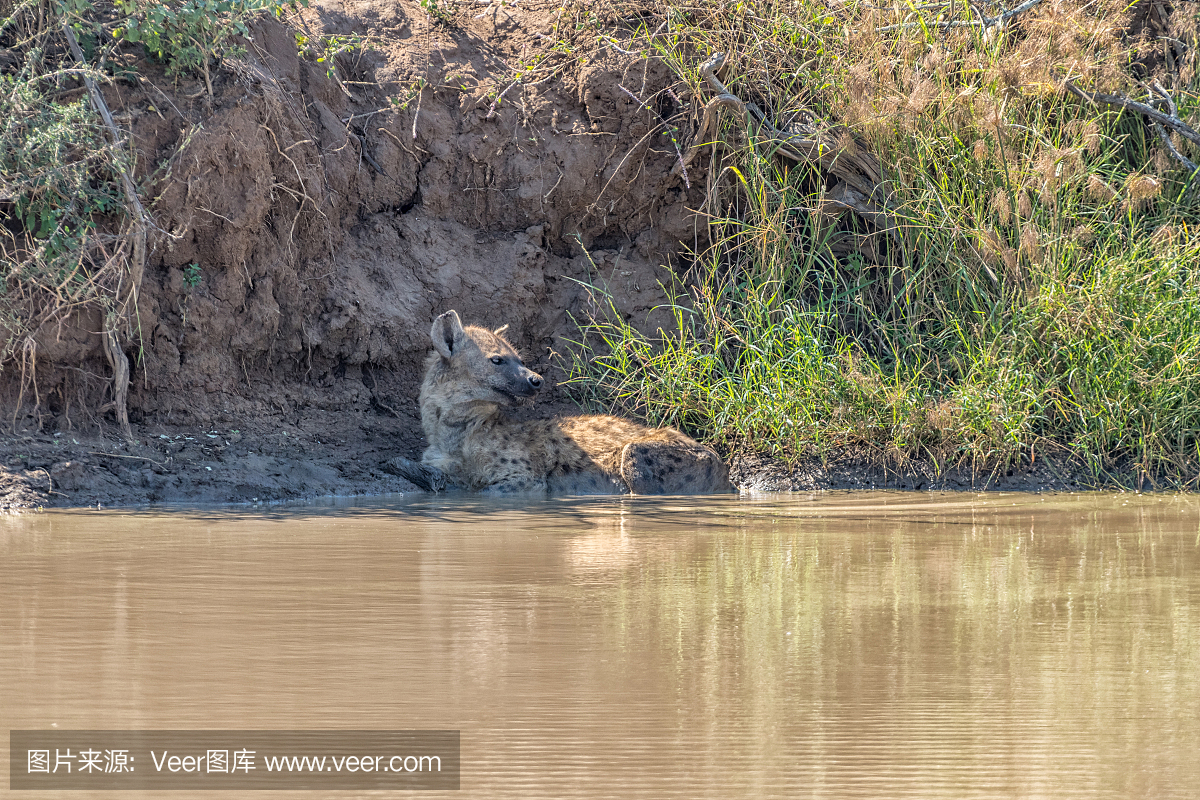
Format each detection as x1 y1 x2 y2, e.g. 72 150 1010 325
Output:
3 492 1199 799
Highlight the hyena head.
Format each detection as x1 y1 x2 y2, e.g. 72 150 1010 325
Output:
427 309 543 406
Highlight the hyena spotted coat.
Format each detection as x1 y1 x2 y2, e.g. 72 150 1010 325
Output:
389 310 732 495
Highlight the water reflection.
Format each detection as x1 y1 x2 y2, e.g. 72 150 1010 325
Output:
2 493 1198 798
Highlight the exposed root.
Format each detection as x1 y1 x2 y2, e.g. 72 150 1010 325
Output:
63 22 149 442
101 327 133 443
11 337 38 433
88 451 167 468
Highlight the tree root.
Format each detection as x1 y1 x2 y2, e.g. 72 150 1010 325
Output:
101 327 133 443
63 22 149 442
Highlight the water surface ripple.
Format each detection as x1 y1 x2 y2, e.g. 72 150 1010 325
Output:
3 492 1198 798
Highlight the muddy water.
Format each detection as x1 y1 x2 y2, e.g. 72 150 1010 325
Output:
3 493 1199 799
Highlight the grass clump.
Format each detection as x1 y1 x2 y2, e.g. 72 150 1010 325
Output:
564 0 1200 485
106 0 307 91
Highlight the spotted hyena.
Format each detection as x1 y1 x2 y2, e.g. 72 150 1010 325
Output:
387 310 733 495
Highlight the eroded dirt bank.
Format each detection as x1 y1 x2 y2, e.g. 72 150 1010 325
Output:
0 2 1148 509
3 1 701 507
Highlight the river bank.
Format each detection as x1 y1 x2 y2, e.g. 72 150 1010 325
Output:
0 419 1136 510
3 2 1198 505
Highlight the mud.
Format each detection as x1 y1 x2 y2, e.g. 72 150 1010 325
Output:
0 426 1147 511
0 2 1166 509
729 451 1119 494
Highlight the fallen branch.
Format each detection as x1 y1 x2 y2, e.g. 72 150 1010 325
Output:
1147 83 1200 193
1065 81 1200 148
876 0 1044 32
1068 80 1200 192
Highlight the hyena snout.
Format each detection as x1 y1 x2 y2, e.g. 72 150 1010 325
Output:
506 365 543 397
490 359 543 400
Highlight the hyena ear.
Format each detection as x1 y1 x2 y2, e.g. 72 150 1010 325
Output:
492 324 509 337
430 310 465 359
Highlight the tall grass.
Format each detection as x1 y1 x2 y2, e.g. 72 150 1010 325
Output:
564 0 1200 483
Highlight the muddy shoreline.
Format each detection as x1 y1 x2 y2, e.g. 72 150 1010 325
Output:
0 408 1152 511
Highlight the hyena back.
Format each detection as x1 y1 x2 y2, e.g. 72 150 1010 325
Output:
391 310 732 495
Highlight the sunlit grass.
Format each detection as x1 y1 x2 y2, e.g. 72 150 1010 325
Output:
563 0 1200 484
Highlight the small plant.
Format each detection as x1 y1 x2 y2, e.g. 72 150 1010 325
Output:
110 0 306 91
183 262 202 288
388 78 427 111
178 263 202 329
294 30 369 78
419 0 452 24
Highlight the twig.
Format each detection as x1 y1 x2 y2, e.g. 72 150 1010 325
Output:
876 0 1044 31
341 108 390 123
138 75 185 119
1066 81 1200 148
197 206 235 223
377 125 426 158
486 80 518 119
89 451 167 468
617 84 653 114
412 81 424 140
602 36 641 57
370 397 401 418
543 167 565 200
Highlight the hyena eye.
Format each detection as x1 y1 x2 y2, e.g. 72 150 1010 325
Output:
491 357 504 365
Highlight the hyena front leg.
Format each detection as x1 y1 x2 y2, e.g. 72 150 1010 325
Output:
384 456 457 492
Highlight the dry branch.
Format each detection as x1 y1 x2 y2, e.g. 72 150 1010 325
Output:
1065 81 1200 148
678 52 899 240
1067 80 1200 189
1148 84 1200 179
63 22 148 442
